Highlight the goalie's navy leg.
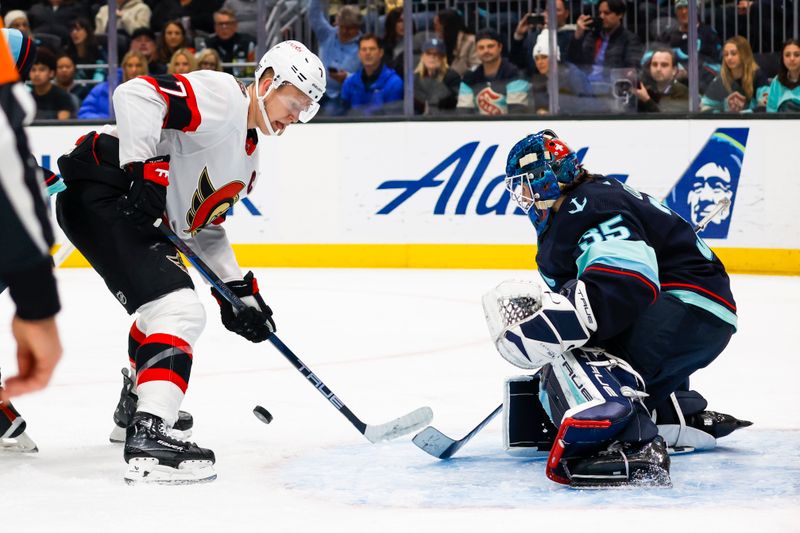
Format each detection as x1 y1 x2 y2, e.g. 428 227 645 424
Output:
539 348 669 487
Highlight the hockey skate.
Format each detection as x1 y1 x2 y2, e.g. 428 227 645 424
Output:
563 436 672 489
688 410 752 439
109 368 194 443
0 374 38 453
123 412 216 485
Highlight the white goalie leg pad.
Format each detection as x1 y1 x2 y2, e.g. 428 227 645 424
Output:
483 279 597 370
503 374 555 457
134 289 206 427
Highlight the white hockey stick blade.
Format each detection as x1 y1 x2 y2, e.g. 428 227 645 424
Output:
363 406 433 443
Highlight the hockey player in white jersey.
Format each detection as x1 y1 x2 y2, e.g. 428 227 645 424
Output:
55 41 326 484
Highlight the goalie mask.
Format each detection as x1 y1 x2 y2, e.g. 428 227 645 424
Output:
505 129 581 235
254 40 326 136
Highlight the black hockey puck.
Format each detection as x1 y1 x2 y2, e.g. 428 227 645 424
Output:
253 405 273 424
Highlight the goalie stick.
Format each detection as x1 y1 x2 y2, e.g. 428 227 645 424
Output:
153 220 432 443
413 198 731 459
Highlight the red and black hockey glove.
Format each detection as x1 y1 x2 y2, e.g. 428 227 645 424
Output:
211 271 276 343
117 155 170 227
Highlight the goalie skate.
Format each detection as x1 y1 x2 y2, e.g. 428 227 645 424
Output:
109 368 194 443
563 436 672 489
123 412 215 485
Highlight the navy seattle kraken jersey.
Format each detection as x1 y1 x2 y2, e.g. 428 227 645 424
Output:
535 177 736 342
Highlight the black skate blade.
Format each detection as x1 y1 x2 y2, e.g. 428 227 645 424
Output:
569 473 673 490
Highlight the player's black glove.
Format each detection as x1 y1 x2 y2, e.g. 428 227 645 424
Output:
211 271 276 343
117 155 170 227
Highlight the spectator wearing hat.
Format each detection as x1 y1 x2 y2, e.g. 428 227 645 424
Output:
568 0 643 87
413 37 460 115
657 0 721 93
28 47 75 120
634 47 688 113
95 0 152 36
457 30 529 116
4 10 30 35
340 33 404 116
308 0 362 109
529 30 592 114
205 8 256 78
412 9 479 77
129 27 167 75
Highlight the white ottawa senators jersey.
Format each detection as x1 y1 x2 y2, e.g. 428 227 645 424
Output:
111 70 260 281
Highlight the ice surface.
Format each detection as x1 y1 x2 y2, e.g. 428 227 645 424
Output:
1 269 798 532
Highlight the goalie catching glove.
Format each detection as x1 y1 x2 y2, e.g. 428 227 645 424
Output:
117 155 170 227
482 279 597 369
211 271 276 343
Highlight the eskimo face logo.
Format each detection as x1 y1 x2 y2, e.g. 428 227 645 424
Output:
185 167 245 235
665 128 748 240
688 162 733 229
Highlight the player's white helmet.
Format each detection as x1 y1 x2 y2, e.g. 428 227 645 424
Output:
254 40 326 135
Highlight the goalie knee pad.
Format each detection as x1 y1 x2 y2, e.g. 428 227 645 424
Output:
538 349 657 484
502 375 557 457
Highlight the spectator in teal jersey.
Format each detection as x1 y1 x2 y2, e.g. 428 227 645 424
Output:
767 39 800 113
701 36 769 113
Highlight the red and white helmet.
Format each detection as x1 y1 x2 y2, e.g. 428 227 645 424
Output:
254 40 326 135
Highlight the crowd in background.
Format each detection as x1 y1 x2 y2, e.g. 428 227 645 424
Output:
2 0 799 120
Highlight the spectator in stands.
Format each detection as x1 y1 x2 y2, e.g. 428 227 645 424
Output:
222 0 263 38
66 18 106 82
657 0 721 93
157 20 192 65
196 47 223 71
701 36 769 113
430 9 479 77
151 0 220 36
206 8 255 77
54 53 90 110
634 47 688 113
308 0 362 112
340 33 404 116
28 0 88 44
568 0 643 87
167 48 197 74
382 8 406 75
95 0 152 37
29 47 74 120
457 30 529 116
767 39 800 113
529 30 593 114
510 0 575 76
78 50 148 119
413 37 460 115
129 27 167 75
4 10 29 34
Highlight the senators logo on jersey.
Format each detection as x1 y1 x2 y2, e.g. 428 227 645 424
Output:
185 167 245 235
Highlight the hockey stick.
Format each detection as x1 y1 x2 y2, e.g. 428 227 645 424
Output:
412 404 502 459
413 198 732 459
153 220 433 443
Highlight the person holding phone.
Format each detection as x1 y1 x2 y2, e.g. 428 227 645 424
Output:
509 0 575 75
567 0 642 89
